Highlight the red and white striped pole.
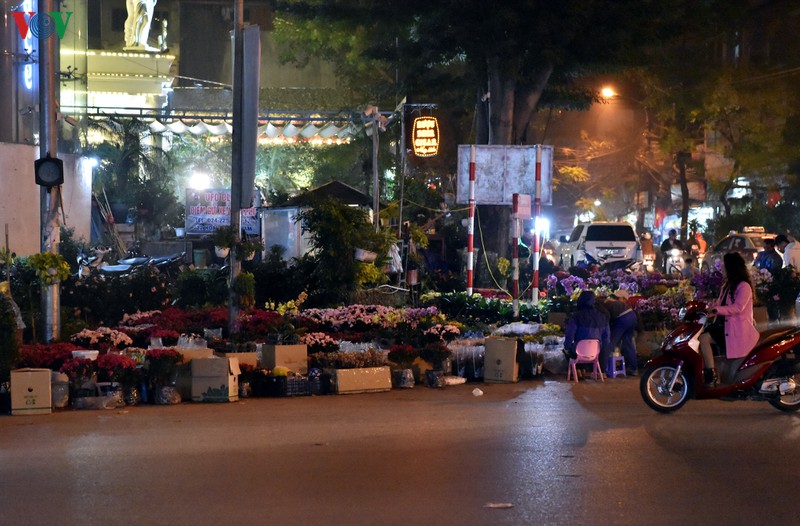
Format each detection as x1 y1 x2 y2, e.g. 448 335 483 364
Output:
532 145 542 302
466 145 476 295
512 193 520 318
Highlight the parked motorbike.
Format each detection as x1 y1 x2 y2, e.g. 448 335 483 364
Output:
77 247 152 279
640 302 800 413
76 246 113 278
150 252 187 281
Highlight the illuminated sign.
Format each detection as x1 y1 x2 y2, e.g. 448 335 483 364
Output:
12 4 73 91
412 116 439 157
20 0 34 90
12 9 73 40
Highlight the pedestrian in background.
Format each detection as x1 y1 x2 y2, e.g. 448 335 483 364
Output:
681 257 700 280
775 234 800 269
754 238 783 273
563 291 610 376
598 290 639 376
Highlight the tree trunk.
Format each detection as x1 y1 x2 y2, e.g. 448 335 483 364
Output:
513 65 554 144
482 58 550 258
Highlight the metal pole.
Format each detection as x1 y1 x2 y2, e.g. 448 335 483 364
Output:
397 102 406 240
227 0 244 336
372 112 380 231
466 145 476 295
39 0 60 342
512 193 520 318
532 145 542 302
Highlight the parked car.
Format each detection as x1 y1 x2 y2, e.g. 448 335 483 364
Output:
701 227 775 272
555 222 641 268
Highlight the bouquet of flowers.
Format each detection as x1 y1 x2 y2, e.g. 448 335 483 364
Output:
96 353 139 385
420 342 453 368
60 357 97 390
149 328 180 346
299 332 339 354
145 348 183 386
71 327 134 351
387 344 419 367
422 324 461 343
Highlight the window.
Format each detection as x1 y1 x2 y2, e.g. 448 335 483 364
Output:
585 225 636 242
568 225 584 242
715 238 733 252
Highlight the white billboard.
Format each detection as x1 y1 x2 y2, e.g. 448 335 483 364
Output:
456 145 553 206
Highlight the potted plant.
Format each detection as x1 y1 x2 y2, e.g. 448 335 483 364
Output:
239 236 265 261
210 226 236 258
307 348 391 394
233 272 256 309
26 252 71 286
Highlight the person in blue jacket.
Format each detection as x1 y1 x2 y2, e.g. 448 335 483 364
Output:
563 290 610 362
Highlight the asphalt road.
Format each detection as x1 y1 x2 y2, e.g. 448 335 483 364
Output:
2 375 799 526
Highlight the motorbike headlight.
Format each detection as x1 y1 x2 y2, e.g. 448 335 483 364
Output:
670 248 681 256
678 307 687 320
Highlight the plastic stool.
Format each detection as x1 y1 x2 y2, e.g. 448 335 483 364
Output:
608 355 626 378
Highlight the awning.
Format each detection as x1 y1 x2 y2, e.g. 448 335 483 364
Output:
71 106 389 140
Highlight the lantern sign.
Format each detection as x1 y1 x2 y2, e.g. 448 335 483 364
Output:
412 116 439 157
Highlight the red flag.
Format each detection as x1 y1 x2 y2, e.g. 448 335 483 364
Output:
654 207 667 228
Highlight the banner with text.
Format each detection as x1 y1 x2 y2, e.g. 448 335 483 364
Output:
185 188 260 236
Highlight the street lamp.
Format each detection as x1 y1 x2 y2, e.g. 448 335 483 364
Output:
601 86 616 99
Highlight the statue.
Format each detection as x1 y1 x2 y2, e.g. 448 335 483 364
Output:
124 0 158 51
158 18 168 52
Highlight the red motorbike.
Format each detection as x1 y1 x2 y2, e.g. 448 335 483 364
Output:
640 302 800 413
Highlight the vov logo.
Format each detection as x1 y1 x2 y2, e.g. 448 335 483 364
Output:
12 10 73 40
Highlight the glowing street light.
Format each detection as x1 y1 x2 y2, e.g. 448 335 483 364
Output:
601 86 617 98
189 171 211 190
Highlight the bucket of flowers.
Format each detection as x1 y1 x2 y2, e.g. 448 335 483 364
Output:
144 348 184 404
387 343 419 388
96 353 140 406
60 357 97 401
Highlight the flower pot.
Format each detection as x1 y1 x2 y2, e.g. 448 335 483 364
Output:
391 368 415 389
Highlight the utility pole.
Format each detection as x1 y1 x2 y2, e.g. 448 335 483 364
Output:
227 0 244 336
228 0 260 335
39 0 60 342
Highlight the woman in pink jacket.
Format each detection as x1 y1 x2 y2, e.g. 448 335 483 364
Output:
699 252 760 386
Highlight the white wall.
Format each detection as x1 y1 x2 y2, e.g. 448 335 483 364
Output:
0 143 92 256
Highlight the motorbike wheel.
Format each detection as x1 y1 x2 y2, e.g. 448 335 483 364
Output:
767 372 800 412
640 365 690 413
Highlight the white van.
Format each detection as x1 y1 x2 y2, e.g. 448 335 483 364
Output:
555 222 640 268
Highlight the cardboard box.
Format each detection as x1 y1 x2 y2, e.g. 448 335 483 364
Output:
484 337 519 383
214 351 258 368
11 368 52 415
260 344 308 374
191 357 240 402
175 347 214 364
328 366 392 394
